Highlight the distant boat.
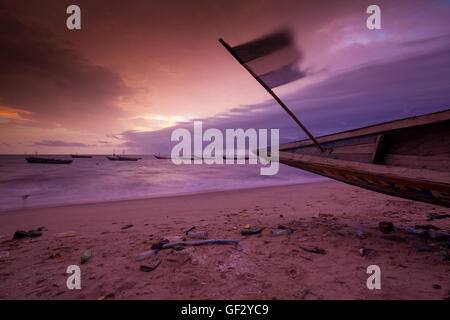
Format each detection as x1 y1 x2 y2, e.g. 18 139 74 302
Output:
107 155 141 161
25 157 72 164
71 154 92 158
154 154 171 160
268 110 450 207
223 155 250 160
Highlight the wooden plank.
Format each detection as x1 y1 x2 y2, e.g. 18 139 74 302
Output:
329 153 373 163
371 134 385 164
327 134 378 148
277 151 450 188
331 143 375 154
384 122 450 156
279 109 450 151
292 145 374 158
382 154 450 171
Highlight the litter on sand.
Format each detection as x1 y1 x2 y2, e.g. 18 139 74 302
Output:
140 257 161 272
241 229 261 235
405 227 428 235
13 230 42 239
299 246 326 254
187 230 208 239
135 249 158 262
80 250 92 264
359 248 376 256
270 229 293 236
54 232 77 238
357 230 367 239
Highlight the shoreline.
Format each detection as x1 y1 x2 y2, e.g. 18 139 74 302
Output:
0 180 449 299
0 180 327 214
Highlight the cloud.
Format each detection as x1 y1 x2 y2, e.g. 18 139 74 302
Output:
119 40 450 154
33 140 95 147
0 2 131 132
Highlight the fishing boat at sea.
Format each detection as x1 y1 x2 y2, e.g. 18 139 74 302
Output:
154 154 172 160
25 156 73 164
71 154 93 158
107 154 142 161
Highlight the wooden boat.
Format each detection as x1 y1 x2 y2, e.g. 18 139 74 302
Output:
154 154 171 160
25 157 72 164
71 154 92 158
218 35 450 207
271 109 450 207
107 155 141 161
223 155 250 161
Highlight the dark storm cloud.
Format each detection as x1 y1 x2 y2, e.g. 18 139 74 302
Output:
0 2 131 131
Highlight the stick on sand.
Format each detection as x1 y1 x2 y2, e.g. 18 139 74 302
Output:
162 239 238 249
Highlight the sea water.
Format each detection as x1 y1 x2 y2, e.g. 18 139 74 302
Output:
0 155 326 211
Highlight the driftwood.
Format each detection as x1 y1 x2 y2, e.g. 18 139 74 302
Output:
162 239 238 249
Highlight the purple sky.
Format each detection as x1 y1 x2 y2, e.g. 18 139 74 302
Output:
0 0 449 154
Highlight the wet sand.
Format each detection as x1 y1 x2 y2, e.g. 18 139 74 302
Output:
0 180 449 300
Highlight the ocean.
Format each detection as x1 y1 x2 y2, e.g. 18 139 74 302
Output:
0 155 326 211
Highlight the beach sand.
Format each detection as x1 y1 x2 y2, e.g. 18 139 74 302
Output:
0 180 449 300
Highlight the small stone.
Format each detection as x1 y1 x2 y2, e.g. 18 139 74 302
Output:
121 224 133 230
28 230 42 238
357 230 367 239
359 248 375 256
433 284 441 289
151 238 169 250
428 230 450 241
378 221 394 233
13 230 29 239
241 229 261 235
49 252 61 259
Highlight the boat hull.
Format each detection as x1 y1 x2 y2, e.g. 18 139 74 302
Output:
25 157 72 164
71 155 92 158
279 152 450 207
154 155 171 160
107 156 141 161
274 110 450 207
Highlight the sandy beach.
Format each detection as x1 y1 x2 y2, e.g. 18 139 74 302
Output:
0 180 449 300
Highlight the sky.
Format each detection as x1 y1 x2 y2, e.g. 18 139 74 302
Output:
0 0 449 154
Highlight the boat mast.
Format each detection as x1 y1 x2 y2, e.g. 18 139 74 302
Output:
218 38 326 153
